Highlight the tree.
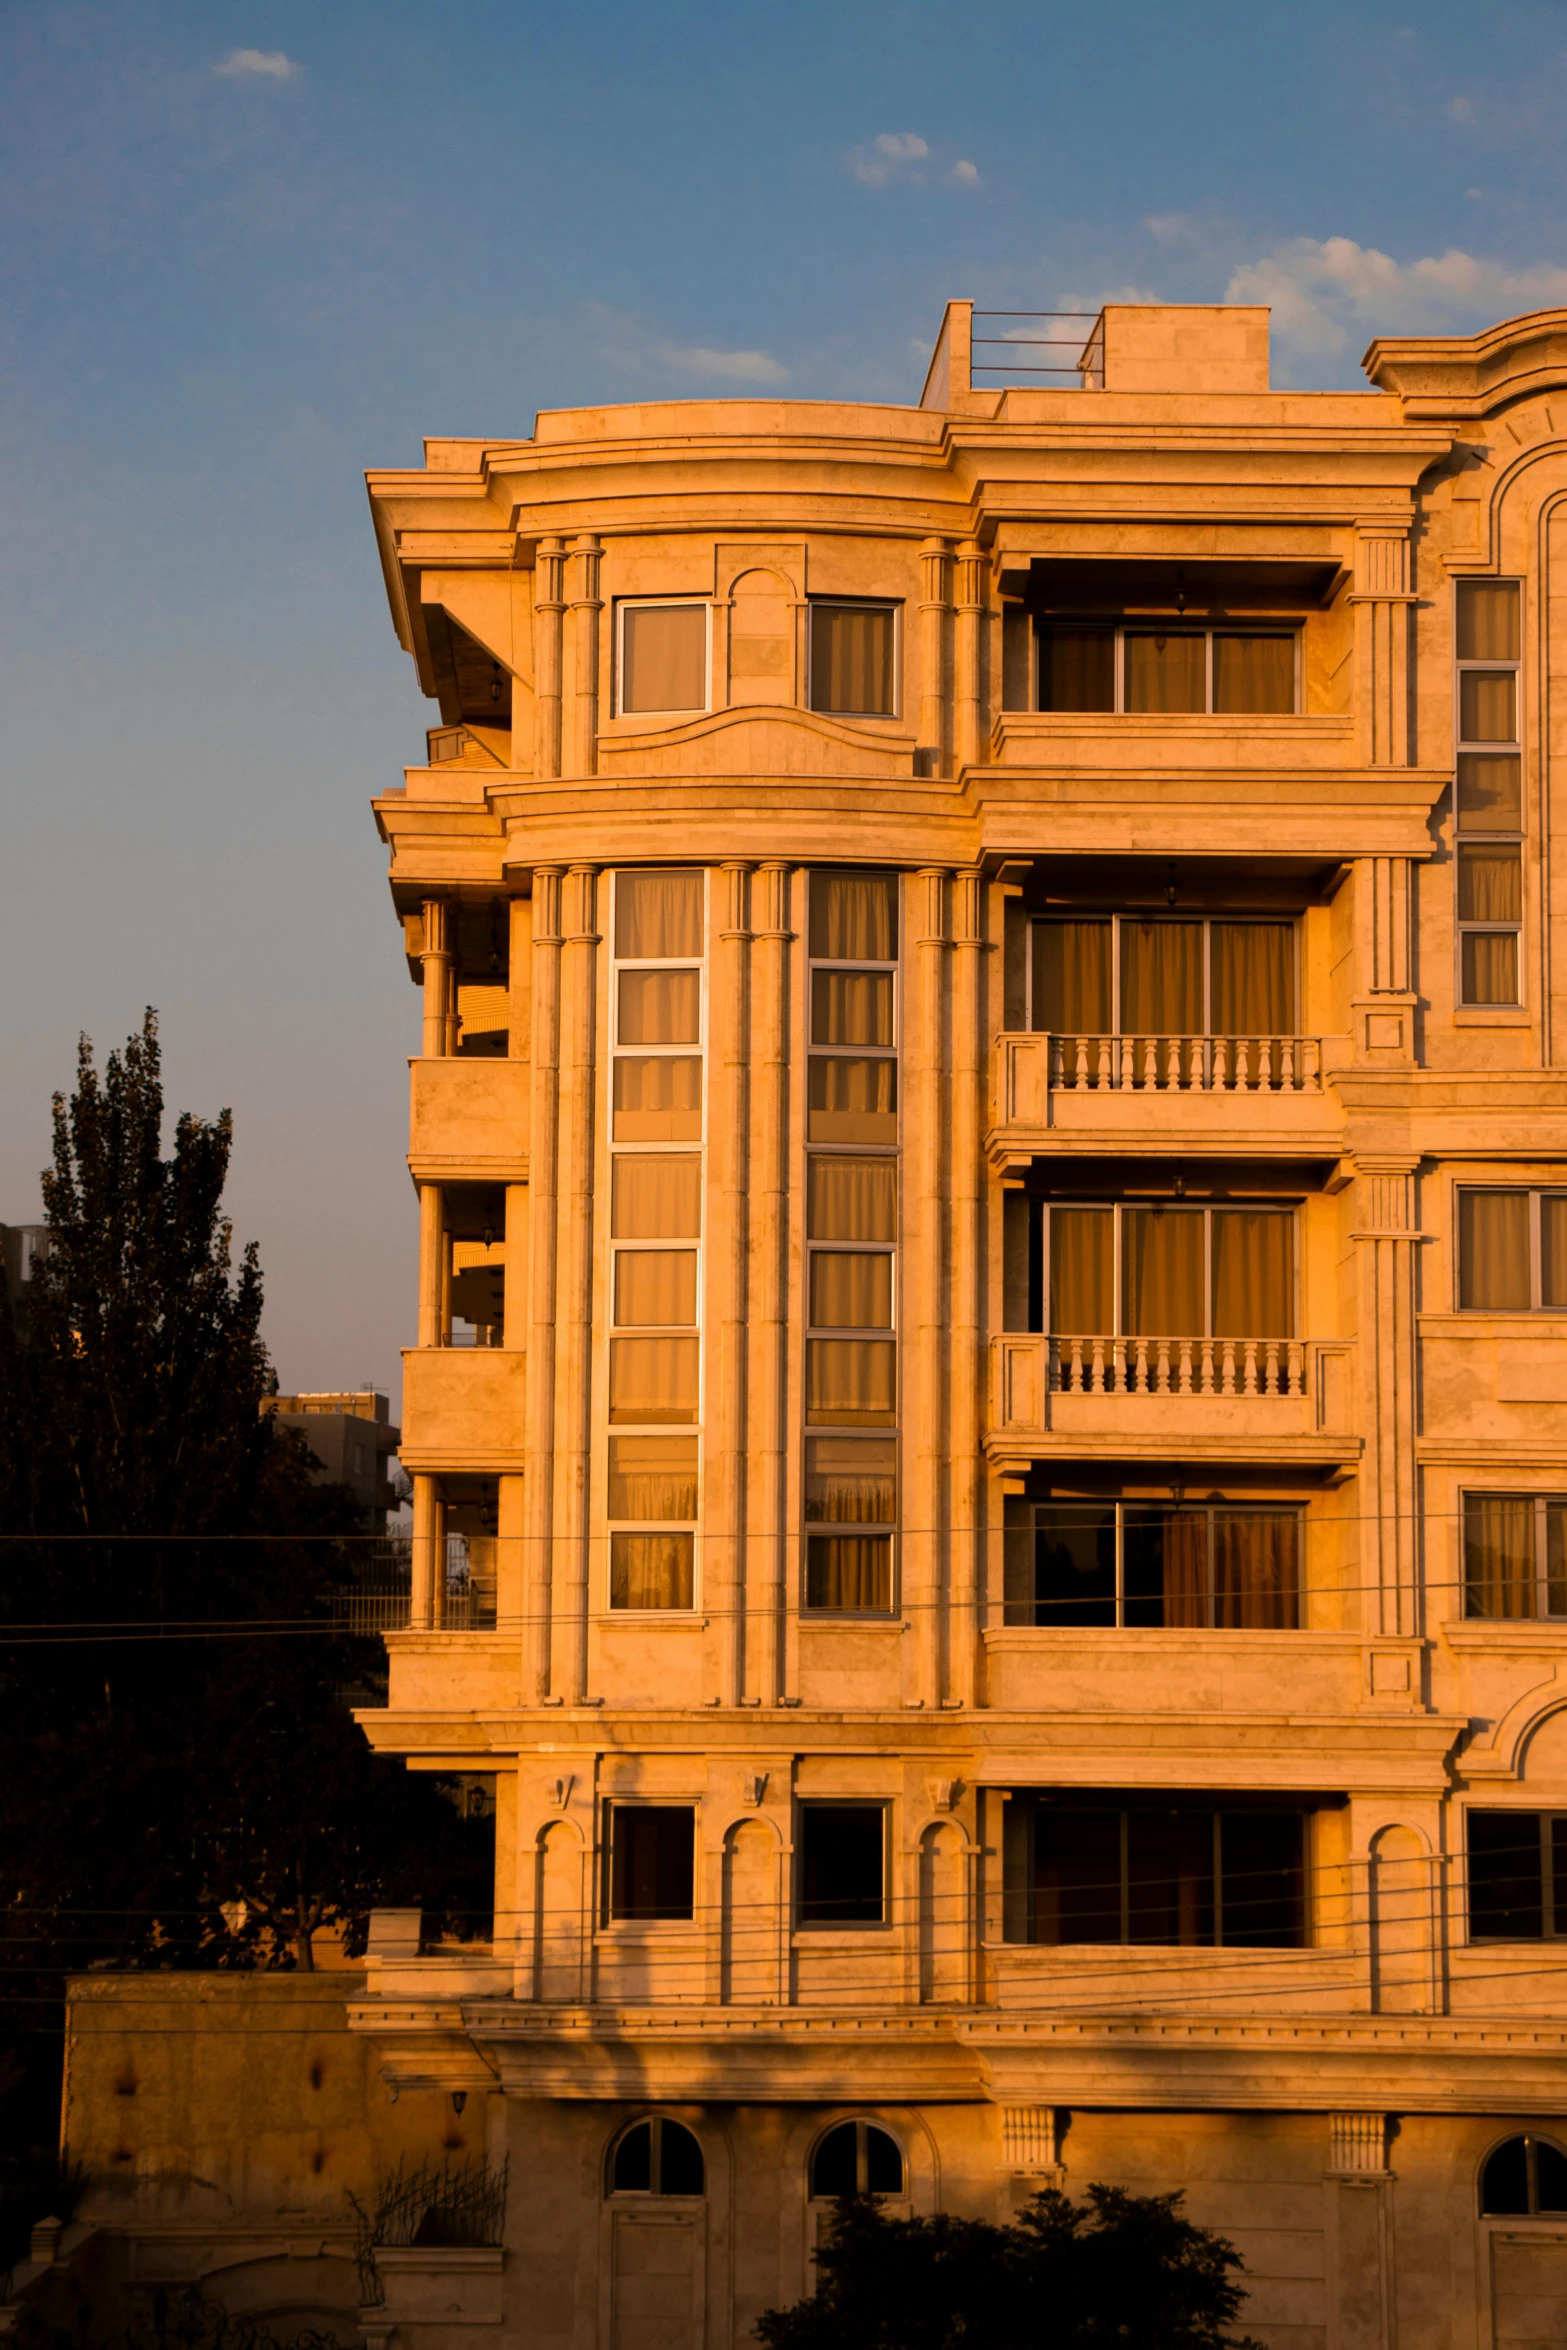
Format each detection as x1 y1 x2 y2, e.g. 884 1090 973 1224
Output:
754 2185 1264 2350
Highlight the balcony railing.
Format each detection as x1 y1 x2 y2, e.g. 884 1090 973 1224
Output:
1051 1335 1306 1398
331 1535 496 1635
1047 1033 1326 1093
989 1333 1358 1464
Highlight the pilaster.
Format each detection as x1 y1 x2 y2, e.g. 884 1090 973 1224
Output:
1351 1154 1422 1641
552 864 600 1706
947 869 984 1709
907 868 951 1711
420 896 456 1058
918 539 951 776
533 538 565 782
566 536 602 778
1351 853 1417 1065
1323 2113 1395 2350
1351 525 1415 768
746 862 792 1707
524 866 565 1703
954 539 985 772
707 862 753 1707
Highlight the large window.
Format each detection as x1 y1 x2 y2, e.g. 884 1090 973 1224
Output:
617 602 710 717
1455 580 1522 1007
1004 1499 1301 1630
1463 1494 1567 1620
804 873 900 1613
607 873 704 1610
1468 1810 1567 1940
609 2118 705 2197
1457 1188 1567 1312
1031 915 1296 1046
810 2122 904 2198
1032 624 1297 715
1481 2136 1567 2217
606 1805 696 1923
809 602 897 718
798 1803 887 1926
1043 1202 1294 1339
1004 1797 1307 1947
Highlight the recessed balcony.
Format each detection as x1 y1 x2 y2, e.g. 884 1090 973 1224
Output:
988 1333 1358 1470
990 1031 1347 1166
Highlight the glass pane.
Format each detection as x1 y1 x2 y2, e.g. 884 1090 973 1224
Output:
809 1251 892 1329
1030 1504 1115 1628
1210 923 1294 1036
613 2122 653 2193
799 1805 884 1924
1211 1212 1292 1338
1457 753 1522 830
1463 1495 1535 1619
610 1531 694 1609
1544 1197 1567 1308
1548 1503 1567 1617
1032 1808 1123 1944
1213 1512 1299 1629
1457 845 1522 922
805 1436 896 1522
805 1534 893 1611
810 2124 859 2198
812 970 894 1046
807 1155 896 1240
1460 669 1517 744
1213 635 1295 714
658 2122 705 2197
1459 1191 1531 1310
621 606 707 714
1120 922 1203 1035
805 1338 896 1426
1033 921 1112 1034
1037 627 1115 712
614 1250 697 1327
1126 1809 1215 1945
619 969 700 1045
608 1335 700 1424
1124 1508 1208 1630
615 869 704 959
1457 580 1520 661
608 1436 699 1522
1122 1208 1205 1336
1219 1811 1304 1946
807 1056 897 1142
1481 2138 1531 2216
613 1057 702 1141
1125 632 1205 714
864 2127 904 2196
809 872 898 960
1461 931 1520 1008
610 1806 695 1920
1047 1207 1112 1337
612 1156 702 1239
1537 2136 1567 2211
1469 1810 1544 1938
811 604 895 716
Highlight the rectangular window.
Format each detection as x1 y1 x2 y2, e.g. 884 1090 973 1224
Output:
1463 1493 1567 1619
1004 1498 1301 1630
798 1803 887 1925
1034 625 1297 715
618 604 709 717
1004 1797 1306 1946
809 602 897 718
1030 915 1297 1044
1455 580 1523 1006
1458 1188 1567 1311
608 1435 697 1610
607 1806 696 1922
1040 1202 1295 1339
805 1435 895 1612
1468 1809 1567 1940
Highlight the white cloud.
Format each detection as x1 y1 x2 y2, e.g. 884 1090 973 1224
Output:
1448 94 1474 122
214 48 298 79
952 159 979 186
655 342 788 385
848 131 931 186
1224 236 1567 358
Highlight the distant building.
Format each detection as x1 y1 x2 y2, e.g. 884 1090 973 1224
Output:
263 1389 402 1527
0 1222 50 1335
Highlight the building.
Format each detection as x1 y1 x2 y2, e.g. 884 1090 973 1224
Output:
1 1220 50 1333
266 1389 403 1528
57 301 1567 2349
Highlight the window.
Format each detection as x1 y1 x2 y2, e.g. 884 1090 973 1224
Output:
1480 2135 1567 2217
1455 580 1522 1007
810 2121 904 2198
1463 1494 1567 1620
1004 1499 1301 1630
1457 1188 1567 1311
618 602 709 716
1031 916 1296 1046
798 1803 886 1926
1468 1810 1567 1940
1040 1202 1294 1339
607 1806 696 1922
1033 624 1297 715
1004 1797 1306 1946
809 602 897 718
610 2118 705 2197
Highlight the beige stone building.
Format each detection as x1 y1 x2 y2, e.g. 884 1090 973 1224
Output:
52 301 1567 2350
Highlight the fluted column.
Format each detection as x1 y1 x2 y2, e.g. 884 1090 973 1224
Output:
1352 525 1414 768
747 863 793 1706
552 864 600 1704
1351 1154 1422 1640
534 538 566 781
417 1181 446 1348
707 863 753 1706
947 869 984 1708
906 868 950 1709
954 540 985 771
524 866 565 1703
566 536 602 778
918 540 951 775
410 1472 443 1631
420 896 456 1057
1352 853 1417 1065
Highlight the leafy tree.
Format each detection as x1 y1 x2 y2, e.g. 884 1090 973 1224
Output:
755 2185 1264 2350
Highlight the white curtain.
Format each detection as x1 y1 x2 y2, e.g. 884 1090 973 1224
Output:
1459 1191 1530 1310
619 969 700 1044
812 969 893 1046
804 1436 896 1522
807 1155 897 1241
611 1154 702 1239
613 1056 702 1141
805 1338 896 1425
809 1251 892 1328
807 1056 897 1142
615 867 703 958
610 1532 694 1610
613 1250 697 1327
808 872 898 960
1457 581 1520 661
608 1435 699 1522
811 606 894 717
1212 636 1294 714
1125 633 1204 714
609 1335 700 1423
620 608 707 716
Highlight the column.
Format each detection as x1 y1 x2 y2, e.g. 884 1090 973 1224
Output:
947 869 984 1708
410 1473 444 1632
524 867 565 1703
954 539 985 771
1352 524 1414 768
420 896 456 1057
1351 852 1417 1064
497 1472 525 1641
533 538 565 781
566 536 602 778
906 868 950 1709
507 894 532 1060
706 863 753 1706
1324 2115 1394 2350
552 863 599 1705
1351 1155 1421 1640
417 1182 446 1348
747 862 792 1706
918 539 951 775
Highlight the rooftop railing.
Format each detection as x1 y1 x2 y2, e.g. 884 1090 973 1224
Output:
971 310 1104 389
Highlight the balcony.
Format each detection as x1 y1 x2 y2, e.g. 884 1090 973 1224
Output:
989 1031 1346 1167
400 1346 527 1471
988 1333 1358 1471
408 1055 530 1183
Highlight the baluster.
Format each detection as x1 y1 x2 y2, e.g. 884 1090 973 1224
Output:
1197 1338 1214 1394
1258 1036 1273 1090
1235 1037 1250 1090
1119 1034 1134 1089
1242 1341 1259 1396
1154 1338 1169 1393
1167 1035 1182 1089
1212 1034 1228 1090
1280 1035 1295 1089
1073 1035 1088 1089
1143 1035 1158 1089
1178 1339 1193 1395
1304 1036 1320 1090
1220 1340 1236 1396
1090 1337 1105 1393
1096 1035 1112 1088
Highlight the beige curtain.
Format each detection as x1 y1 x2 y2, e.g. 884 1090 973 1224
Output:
611 1154 702 1239
811 605 894 716
1211 1211 1292 1338
613 1056 702 1141
608 1335 700 1423
1038 627 1115 712
809 1250 892 1329
1457 753 1522 829
1464 1495 1534 1618
1461 933 1520 1008
1164 1512 1209 1628
1213 635 1295 714
610 1531 694 1610
1120 922 1202 1034
1033 920 1112 1033
1121 1208 1204 1335
812 970 893 1046
808 872 898 960
1548 1502 1567 1615
1543 1196 1567 1308
806 1338 896 1425
608 1435 699 1521
1459 1190 1530 1310
615 868 704 959
1460 670 1517 744
807 1056 897 1142
1458 845 1523 922
1050 1206 1113 1335
806 1534 893 1611
804 1436 896 1522
807 1155 897 1241
1210 923 1293 1036
614 1249 697 1328
619 969 700 1045
1125 632 1205 714
620 607 707 716
1457 581 1520 661
1214 1512 1299 1629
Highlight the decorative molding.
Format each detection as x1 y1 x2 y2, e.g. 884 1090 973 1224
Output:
1001 2105 1058 2172
1328 2112 1390 2175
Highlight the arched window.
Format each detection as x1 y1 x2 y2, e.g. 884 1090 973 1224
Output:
609 2116 705 2197
810 2119 904 2199
1481 2134 1567 2216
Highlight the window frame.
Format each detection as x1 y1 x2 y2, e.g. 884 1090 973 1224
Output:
1003 1496 1305 1630
602 1801 699 1928
1029 620 1301 716
1039 1198 1299 1341
1003 1793 1311 1948
795 1799 890 1931
1461 1490 1567 1621
1479 2133 1567 2218
605 2115 707 2199
1026 911 1302 1041
1465 1806 1567 1943
614 598 713 720
806 598 902 721
808 2118 907 2200
1454 1185 1567 1314
1454 577 1524 1010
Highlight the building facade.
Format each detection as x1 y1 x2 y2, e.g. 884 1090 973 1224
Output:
266 1389 404 1528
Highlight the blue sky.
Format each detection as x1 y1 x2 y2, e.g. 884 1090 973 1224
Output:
3 0 1565 1400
